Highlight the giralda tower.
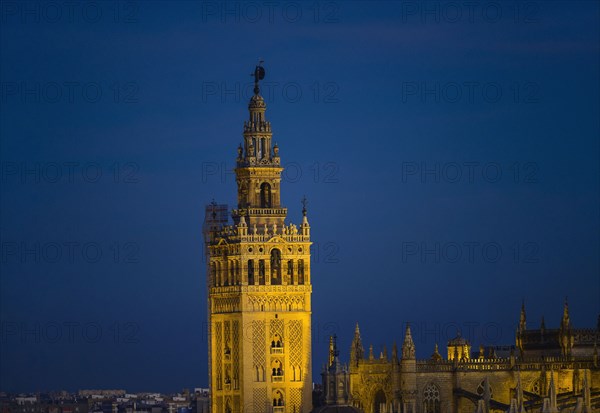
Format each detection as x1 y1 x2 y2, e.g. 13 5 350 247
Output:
204 64 313 413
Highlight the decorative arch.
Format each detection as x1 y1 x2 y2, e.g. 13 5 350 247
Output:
270 248 282 285
273 390 284 406
373 389 386 413
260 182 272 208
423 383 441 413
298 259 305 284
210 262 216 287
215 261 222 286
247 259 255 285
271 359 283 377
271 333 283 348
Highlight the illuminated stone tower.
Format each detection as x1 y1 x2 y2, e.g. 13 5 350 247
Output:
204 64 313 413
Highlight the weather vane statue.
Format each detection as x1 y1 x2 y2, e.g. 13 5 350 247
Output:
252 59 265 95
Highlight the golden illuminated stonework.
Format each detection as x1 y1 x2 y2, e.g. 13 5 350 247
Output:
318 301 599 413
203 64 313 413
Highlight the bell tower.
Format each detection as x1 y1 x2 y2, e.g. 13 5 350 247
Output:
233 64 286 229
204 63 313 413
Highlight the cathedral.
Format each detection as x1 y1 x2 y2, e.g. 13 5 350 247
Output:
318 303 599 413
203 65 599 413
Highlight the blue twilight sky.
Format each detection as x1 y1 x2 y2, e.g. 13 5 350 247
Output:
1 0 599 393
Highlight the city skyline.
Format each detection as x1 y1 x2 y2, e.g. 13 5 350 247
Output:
1 0 599 395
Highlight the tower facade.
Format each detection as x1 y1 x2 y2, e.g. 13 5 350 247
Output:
204 65 313 413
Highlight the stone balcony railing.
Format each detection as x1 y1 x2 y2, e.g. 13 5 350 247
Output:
208 221 310 245
243 120 271 133
210 285 311 295
416 355 597 372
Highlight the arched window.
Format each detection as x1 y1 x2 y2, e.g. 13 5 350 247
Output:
373 390 386 413
294 366 302 381
227 261 233 286
247 260 255 285
210 262 216 287
216 261 221 286
271 249 282 285
287 260 294 284
272 391 284 406
423 383 441 413
260 182 272 208
298 259 305 284
258 260 266 285
270 334 284 352
271 359 283 378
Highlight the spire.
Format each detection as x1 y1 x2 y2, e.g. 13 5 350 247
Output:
350 322 364 367
402 324 416 359
240 61 274 168
561 297 571 330
559 298 573 357
540 316 546 332
369 344 374 361
392 341 398 362
328 335 335 368
519 299 527 332
431 343 442 362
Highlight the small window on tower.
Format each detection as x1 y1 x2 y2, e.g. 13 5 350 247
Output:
258 260 266 285
298 259 305 284
287 260 294 284
271 249 282 285
260 182 272 208
247 259 254 285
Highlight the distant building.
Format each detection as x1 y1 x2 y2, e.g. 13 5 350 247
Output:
79 391 125 399
2 395 89 413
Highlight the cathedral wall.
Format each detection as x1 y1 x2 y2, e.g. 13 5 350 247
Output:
415 371 454 413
